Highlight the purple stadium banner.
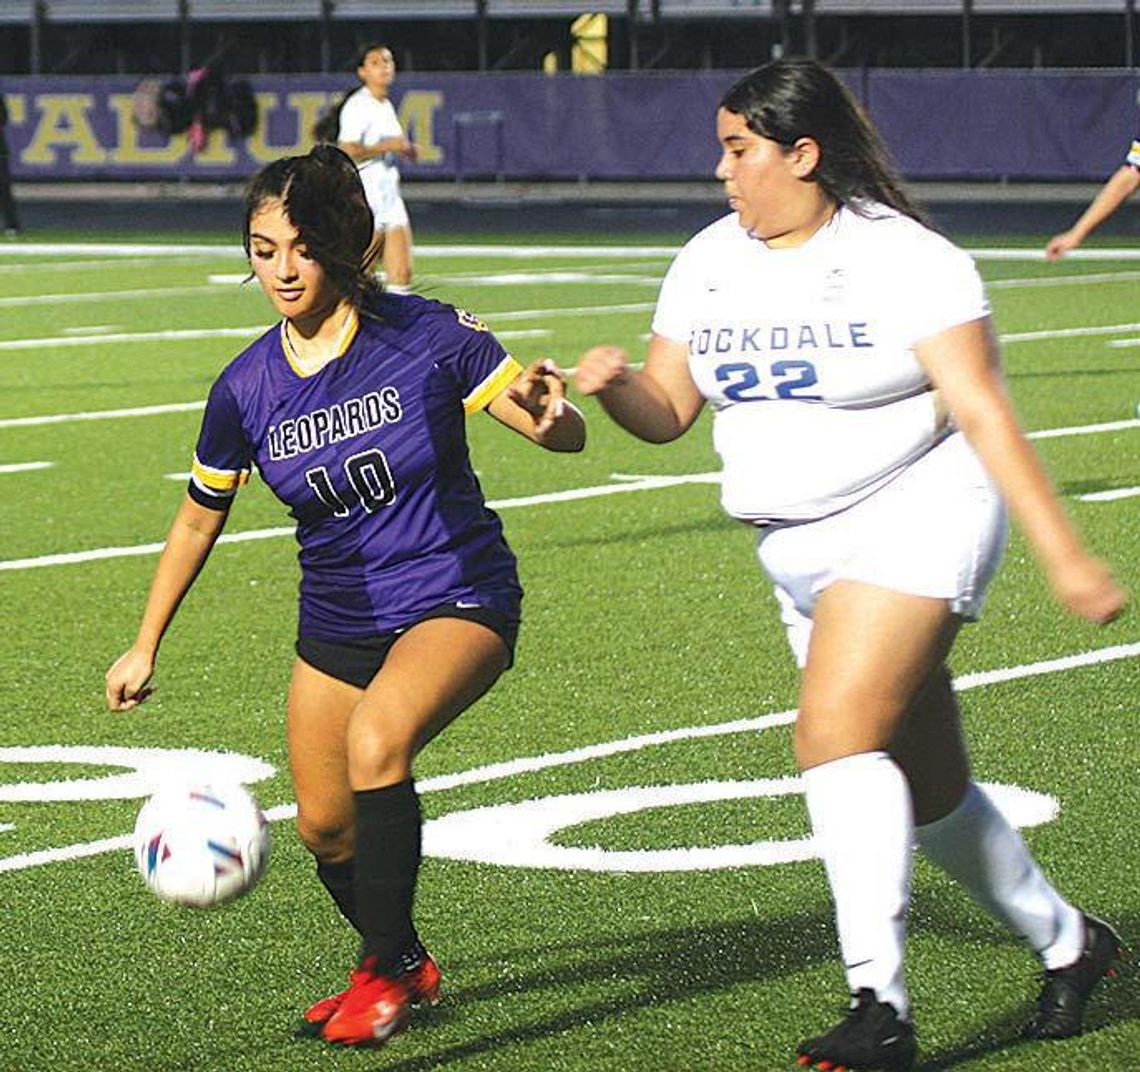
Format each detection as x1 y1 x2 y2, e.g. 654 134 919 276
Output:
0 71 1135 183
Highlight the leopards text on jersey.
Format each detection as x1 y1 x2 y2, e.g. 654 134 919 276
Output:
652 204 989 523
188 291 523 641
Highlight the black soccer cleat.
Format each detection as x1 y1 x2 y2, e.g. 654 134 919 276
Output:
796 988 917 1071
1023 914 1122 1040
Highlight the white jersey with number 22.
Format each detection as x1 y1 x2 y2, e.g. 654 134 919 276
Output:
652 204 989 523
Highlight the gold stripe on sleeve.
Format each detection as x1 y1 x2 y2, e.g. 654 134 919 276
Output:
463 355 524 416
191 454 250 494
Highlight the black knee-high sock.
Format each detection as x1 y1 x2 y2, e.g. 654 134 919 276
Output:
354 780 422 972
316 858 361 933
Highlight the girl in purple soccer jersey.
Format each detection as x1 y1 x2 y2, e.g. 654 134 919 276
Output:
106 144 584 1048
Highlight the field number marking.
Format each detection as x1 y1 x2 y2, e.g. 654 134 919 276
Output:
0 641 1134 876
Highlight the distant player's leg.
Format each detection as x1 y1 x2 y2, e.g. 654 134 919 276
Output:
382 223 413 293
898 675 1119 1040
794 581 958 1070
320 617 508 1046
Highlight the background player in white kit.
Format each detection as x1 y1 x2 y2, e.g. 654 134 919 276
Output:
337 43 417 292
577 58 1127 1072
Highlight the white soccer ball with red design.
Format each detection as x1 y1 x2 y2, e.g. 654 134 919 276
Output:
133 782 269 907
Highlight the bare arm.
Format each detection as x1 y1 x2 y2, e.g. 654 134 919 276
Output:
337 136 417 163
105 495 229 710
485 358 586 451
1045 165 1140 260
575 334 704 443
915 318 1126 622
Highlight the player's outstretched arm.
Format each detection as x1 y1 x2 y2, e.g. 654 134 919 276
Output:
576 334 704 444
915 317 1127 623
105 495 230 711
1045 165 1140 260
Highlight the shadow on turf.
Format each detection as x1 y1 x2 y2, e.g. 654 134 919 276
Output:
359 908 838 1070
911 905 1140 1071
358 904 1139 1071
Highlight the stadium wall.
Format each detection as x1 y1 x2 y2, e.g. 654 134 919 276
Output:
2 69 1137 184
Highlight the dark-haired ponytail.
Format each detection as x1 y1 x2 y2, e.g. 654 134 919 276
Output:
312 87 355 144
243 144 379 307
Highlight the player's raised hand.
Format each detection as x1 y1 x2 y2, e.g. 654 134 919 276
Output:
106 647 156 711
575 345 631 396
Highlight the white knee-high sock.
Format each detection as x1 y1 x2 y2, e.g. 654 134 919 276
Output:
916 781 1083 969
803 751 913 1018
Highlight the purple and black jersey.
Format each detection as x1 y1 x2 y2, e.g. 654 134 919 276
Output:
188 291 524 641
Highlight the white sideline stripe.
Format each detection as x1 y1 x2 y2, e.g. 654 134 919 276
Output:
0 461 52 474
0 284 229 309
1000 320 1140 343
0 326 267 352
1 640 1135 874
3 311 1139 355
6 242 1140 260
0 400 206 429
0 303 643 352
968 248 1140 261
952 643 1140 689
0 257 207 275
1026 417 1139 439
1078 486 1140 502
988 270 1140 289
0 242 681 259
0 474 722 572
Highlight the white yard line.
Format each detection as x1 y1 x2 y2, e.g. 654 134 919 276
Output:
1077 486 1140 502
0 400 206 430
0 284 231 309
987 270 1140 289
0 461 52 474
0 303 644 353
1 407 1135 571
0 326 269 352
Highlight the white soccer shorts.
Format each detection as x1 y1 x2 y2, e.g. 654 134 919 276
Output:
359 163 410 230
756 432 1008 667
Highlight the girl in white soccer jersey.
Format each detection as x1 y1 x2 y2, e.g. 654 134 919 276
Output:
577 58 1127 1072
106 145 584 1048
336 43 417 291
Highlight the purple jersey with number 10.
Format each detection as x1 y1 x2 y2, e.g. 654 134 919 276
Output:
188 290 524 641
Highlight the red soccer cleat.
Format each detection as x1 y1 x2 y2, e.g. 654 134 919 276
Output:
295 948 441 1040
320 964 412 1046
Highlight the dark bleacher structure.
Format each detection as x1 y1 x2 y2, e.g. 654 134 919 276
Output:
4 1 1140 237
1 1 1139 75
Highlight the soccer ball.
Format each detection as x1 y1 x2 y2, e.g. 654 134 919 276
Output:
133 782 269 907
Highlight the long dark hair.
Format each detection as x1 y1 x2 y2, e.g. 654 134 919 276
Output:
243 144 378 305
720 58 924 224
312 42 391 144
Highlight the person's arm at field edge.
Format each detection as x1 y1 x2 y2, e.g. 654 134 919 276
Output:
105 495 229 710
